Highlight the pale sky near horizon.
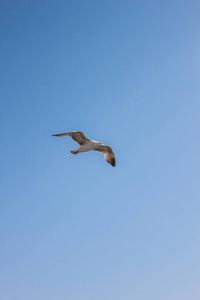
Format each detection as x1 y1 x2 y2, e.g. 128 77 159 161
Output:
1 1 200 299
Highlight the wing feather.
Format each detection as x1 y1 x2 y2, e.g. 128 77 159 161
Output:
52 131 90 145
94 145 116 167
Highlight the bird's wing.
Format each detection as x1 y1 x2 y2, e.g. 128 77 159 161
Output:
52 131 91 145
94 145 116 167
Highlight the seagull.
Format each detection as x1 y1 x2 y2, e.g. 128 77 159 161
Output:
52 131 116 167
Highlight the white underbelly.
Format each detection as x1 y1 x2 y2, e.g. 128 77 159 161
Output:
79 141 97 152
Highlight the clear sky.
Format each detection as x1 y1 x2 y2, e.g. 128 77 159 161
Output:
1 1 200 299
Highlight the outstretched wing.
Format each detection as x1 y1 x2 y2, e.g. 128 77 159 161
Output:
52 131 90 145
94 145 116 167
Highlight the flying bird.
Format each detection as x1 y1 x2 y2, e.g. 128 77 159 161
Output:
52 131 116 167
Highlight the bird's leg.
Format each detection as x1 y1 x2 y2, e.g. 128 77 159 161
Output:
71 149 79 155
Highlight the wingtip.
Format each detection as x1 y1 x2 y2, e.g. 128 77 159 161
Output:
111 158 116 167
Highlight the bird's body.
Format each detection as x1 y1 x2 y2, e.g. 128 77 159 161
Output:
75 140 100 152
52 131 116 167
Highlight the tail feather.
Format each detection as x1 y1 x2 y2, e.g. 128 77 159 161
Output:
71 150 79 155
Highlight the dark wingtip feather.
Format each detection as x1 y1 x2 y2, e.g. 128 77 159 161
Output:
111 158 116 167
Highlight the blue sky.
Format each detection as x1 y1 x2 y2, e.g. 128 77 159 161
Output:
1 1 200 299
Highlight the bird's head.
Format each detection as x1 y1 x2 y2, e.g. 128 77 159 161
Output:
97 142 105 146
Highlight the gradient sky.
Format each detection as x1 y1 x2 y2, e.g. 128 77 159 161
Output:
1 1 200 299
